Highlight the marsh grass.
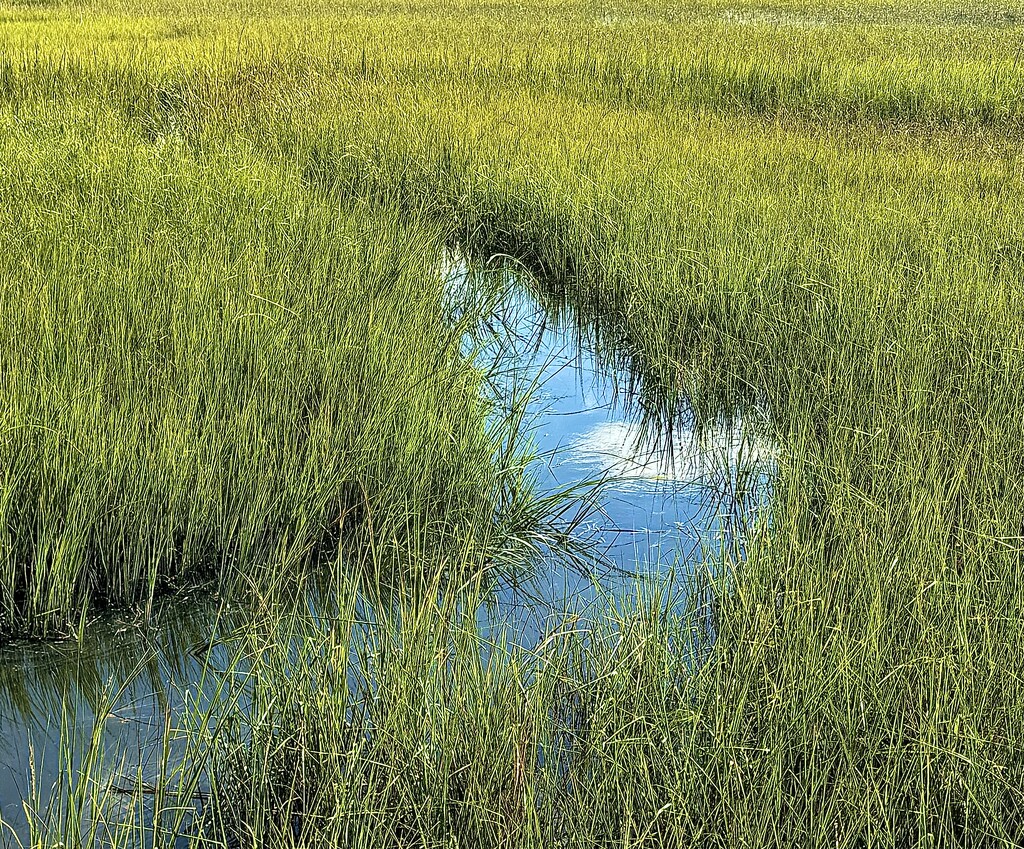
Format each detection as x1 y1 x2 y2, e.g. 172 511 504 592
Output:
4 0 1024 845
15 564 721 849
0 109 543 636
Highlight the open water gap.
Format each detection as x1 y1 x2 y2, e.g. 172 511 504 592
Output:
0 257 773 840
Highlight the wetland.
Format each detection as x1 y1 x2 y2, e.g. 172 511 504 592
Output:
1 1 1024 845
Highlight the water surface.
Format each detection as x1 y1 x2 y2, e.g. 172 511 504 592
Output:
0 261 772 840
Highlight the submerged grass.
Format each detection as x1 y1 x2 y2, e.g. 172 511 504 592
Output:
3 0 1024 845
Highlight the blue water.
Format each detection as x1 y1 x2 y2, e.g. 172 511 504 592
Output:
0 261 772 839
448 258 772 648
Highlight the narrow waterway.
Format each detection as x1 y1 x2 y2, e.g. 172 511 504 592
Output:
449 257 772 648
0 261 772 841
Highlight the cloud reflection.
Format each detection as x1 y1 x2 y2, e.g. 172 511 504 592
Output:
563 420 772 485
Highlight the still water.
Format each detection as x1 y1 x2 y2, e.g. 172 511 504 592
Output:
452 260 772 646
0 262 771 841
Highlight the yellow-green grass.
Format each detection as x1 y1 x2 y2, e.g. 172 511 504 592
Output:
0 98 543 637
2 0 1024 131
3 0 1024 844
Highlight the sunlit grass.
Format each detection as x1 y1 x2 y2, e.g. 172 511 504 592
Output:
3 0 1024 844
0 108 533 636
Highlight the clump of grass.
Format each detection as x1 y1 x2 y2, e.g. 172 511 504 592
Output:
196 571 715 849
0 103 538 638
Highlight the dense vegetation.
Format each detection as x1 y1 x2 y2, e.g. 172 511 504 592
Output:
2 0 1023 845
0 129 515 635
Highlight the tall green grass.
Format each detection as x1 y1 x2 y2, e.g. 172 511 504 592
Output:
0 98 541 637
294 89 1024 844
4 0 1024 845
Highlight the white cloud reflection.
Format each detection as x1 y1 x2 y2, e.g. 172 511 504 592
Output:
563 420 772 485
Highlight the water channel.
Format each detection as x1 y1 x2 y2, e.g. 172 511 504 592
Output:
0 260 772 843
